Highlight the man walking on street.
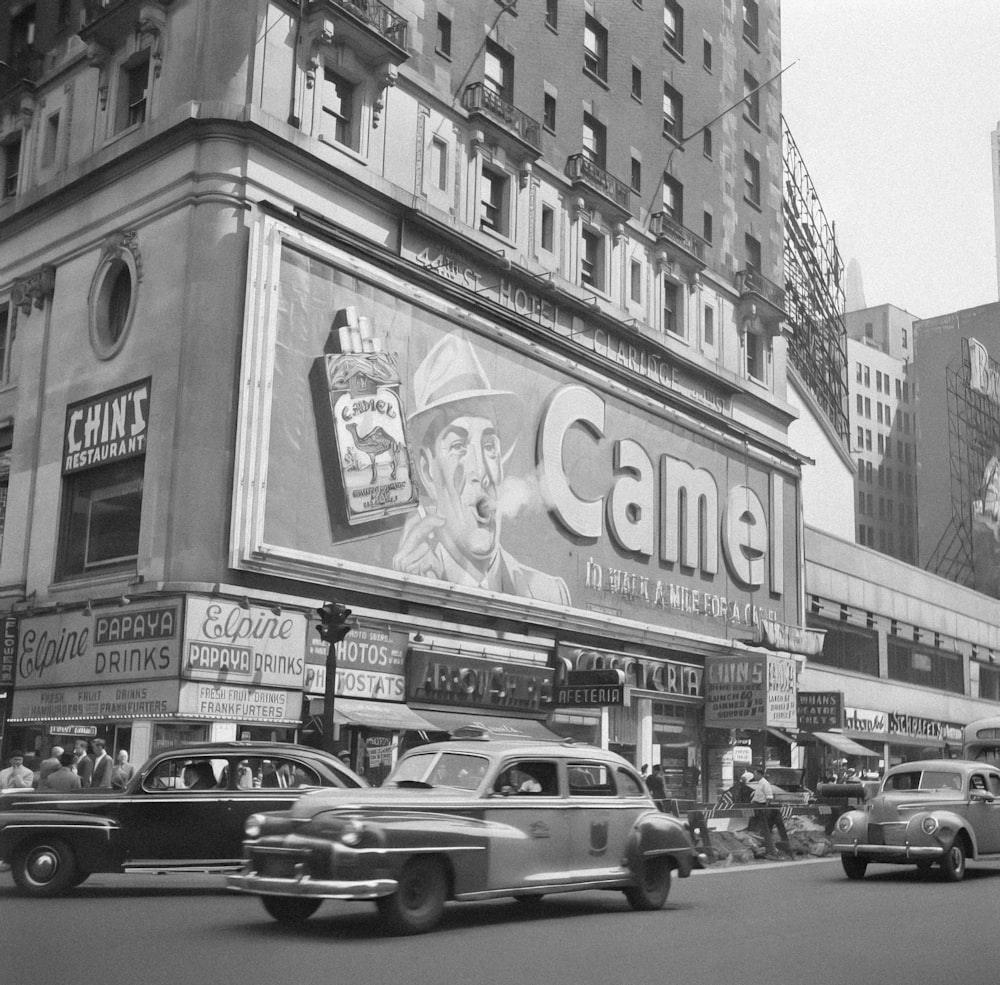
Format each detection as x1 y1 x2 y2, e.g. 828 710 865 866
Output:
750 765 780 859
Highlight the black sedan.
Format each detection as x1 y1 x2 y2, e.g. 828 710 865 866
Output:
0 741 366 896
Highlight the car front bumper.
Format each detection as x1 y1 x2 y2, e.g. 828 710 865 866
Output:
833 841 944 861
227 870 398 900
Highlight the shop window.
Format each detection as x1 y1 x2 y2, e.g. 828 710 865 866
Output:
56 457 144 579
116 49 151 133
321 67 358 149
480 162 511 236
888 639 964 694
807 616 879 676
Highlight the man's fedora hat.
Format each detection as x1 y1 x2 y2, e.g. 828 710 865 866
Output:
407 333 522 447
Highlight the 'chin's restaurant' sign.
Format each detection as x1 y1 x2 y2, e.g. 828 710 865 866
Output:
704 653 798 730
63 378 150 474
407 650 554 714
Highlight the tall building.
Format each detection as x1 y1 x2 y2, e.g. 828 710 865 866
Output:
914 302 1000 596
0 1 809 794
845 304 918 563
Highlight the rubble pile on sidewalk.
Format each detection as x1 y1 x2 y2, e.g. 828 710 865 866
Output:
697 814 835 866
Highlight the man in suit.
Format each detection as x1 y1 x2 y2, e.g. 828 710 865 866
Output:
73 740 94 788
393 334 571 606
90 739 113 788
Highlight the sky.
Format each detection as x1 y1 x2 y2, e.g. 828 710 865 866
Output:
780 0 1000 320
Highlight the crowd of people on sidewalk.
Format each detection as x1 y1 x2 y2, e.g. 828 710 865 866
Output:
0 741 136 793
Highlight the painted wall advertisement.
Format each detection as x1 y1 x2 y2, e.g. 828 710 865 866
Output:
304 623 407 700
704 653 798 730
236 230 802 639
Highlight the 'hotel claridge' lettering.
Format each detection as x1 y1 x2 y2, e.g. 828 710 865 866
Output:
539 384 783 592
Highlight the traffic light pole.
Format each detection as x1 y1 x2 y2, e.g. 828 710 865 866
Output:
315 601 352 756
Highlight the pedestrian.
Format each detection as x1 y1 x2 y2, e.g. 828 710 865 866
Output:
645 763 668 805
90 739 113 788
72 740 94 788
111 749 136 791
35 746 65 789
750 765 791 858
0 750 35 790
640 763 649 780
43 751 83 792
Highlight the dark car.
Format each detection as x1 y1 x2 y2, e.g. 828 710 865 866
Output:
0 741 366 896
227 730 701 935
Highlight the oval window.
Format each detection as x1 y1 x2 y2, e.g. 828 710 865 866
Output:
89 252 137 359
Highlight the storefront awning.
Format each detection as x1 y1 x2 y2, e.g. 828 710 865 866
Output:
311 698 438 731
415 709 563 741
812 731 881 758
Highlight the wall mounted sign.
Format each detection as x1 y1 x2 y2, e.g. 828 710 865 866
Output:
62 378 150 474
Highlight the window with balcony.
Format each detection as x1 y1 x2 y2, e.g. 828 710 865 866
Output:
662 172 683 222
436 14 452 57
663 1 683 55
581 227 605 291
543 92 556 132
2 134 21 198
663 276 681 336
115 49 151 133
743 71 760 127
484 40 514 102
583 16 608 82
743 0 759 47
744 151 761 207
663 82 682 141
582 113 607 168
480 163 511 236
321 68 358 149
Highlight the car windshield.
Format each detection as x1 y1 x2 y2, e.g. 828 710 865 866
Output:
883 770 964 792
388 752 488 790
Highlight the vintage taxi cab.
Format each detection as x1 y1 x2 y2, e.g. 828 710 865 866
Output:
0 742 366 896
832 759 1000 881
226 730 700 934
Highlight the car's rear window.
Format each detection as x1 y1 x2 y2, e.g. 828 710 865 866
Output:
568 762 616 796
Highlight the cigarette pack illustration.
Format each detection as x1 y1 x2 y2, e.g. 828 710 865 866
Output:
320 307 418 526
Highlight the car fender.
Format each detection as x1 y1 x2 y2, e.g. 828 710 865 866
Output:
0 811 123 872
907 808 980 857
625 808 696 877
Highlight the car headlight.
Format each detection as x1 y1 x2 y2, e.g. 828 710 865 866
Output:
244 814 266 839
340 819 364 846
920 816 939 835
835 814 855 833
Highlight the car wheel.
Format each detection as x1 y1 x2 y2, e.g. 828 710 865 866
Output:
512 894 546 907
261 894 322 924
940 839 966 882
624 857 672 911
12 838 79 897
376 857 447 935
841 855 867 880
